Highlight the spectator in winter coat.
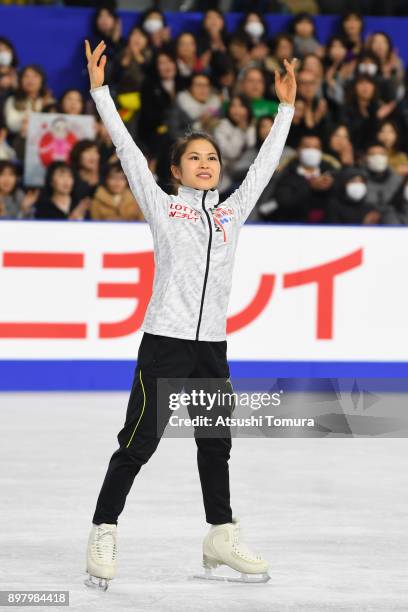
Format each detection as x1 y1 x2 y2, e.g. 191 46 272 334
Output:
168 73 222 139
91 162 144 222
382 176 408 225
376 120 408 176
363 142 403 213
274 134 336 223
327 167 380 225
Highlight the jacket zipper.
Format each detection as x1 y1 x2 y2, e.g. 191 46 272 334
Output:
195 190 211 341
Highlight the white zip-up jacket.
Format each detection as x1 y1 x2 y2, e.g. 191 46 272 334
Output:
90 85 294 341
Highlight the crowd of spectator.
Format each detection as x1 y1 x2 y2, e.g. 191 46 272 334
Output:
2 5 408 224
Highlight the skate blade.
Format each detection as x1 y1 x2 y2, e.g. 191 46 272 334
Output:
84 574 110 591
192 568 271 584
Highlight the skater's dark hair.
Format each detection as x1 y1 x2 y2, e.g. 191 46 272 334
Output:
169 131 223 194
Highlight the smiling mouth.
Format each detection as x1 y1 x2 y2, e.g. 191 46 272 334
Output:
197 173 212 179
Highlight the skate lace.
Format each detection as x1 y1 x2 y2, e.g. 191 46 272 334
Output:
232 525 262 561
93 526 117 563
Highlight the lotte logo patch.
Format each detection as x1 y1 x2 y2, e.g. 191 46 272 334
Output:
168 202 200 222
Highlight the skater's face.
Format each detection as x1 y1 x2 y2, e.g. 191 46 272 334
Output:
171 138 221 190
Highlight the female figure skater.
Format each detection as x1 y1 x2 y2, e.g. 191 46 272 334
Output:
84 39 296 589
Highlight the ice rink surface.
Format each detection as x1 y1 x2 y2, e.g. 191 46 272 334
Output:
1 392 407 612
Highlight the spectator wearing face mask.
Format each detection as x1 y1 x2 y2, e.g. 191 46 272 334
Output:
364 142 403 213
382 176 408 225
327 168 380 225
237 11 270 65
139 9 172 53
273 134 336 223
376 120 408 176
351 50 397 111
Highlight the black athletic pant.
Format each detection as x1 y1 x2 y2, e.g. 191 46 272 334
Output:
92 332 234 526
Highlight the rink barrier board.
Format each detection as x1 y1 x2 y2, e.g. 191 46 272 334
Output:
1 360 408 391
2 221 408 388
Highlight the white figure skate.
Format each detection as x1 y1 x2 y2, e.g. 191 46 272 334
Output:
84 523 117 591
193 517 270 583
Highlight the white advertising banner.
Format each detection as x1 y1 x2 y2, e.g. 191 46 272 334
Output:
0 220 407 362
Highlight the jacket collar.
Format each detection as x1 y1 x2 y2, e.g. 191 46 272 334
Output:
177 185 220 210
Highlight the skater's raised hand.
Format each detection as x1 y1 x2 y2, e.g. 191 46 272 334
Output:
275 58 297 106
85 39 106 90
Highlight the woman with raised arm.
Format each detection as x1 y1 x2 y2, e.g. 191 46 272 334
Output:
84 39 296 590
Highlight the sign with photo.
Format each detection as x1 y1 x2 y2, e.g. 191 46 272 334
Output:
24 112 96 187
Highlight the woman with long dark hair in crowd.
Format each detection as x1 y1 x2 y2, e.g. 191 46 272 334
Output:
213 93 255 196
138 50 184 184
4 65 52 137
70 139 101 200
338 11 364 59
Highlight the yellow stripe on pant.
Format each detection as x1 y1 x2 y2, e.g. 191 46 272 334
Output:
126 369 146 448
